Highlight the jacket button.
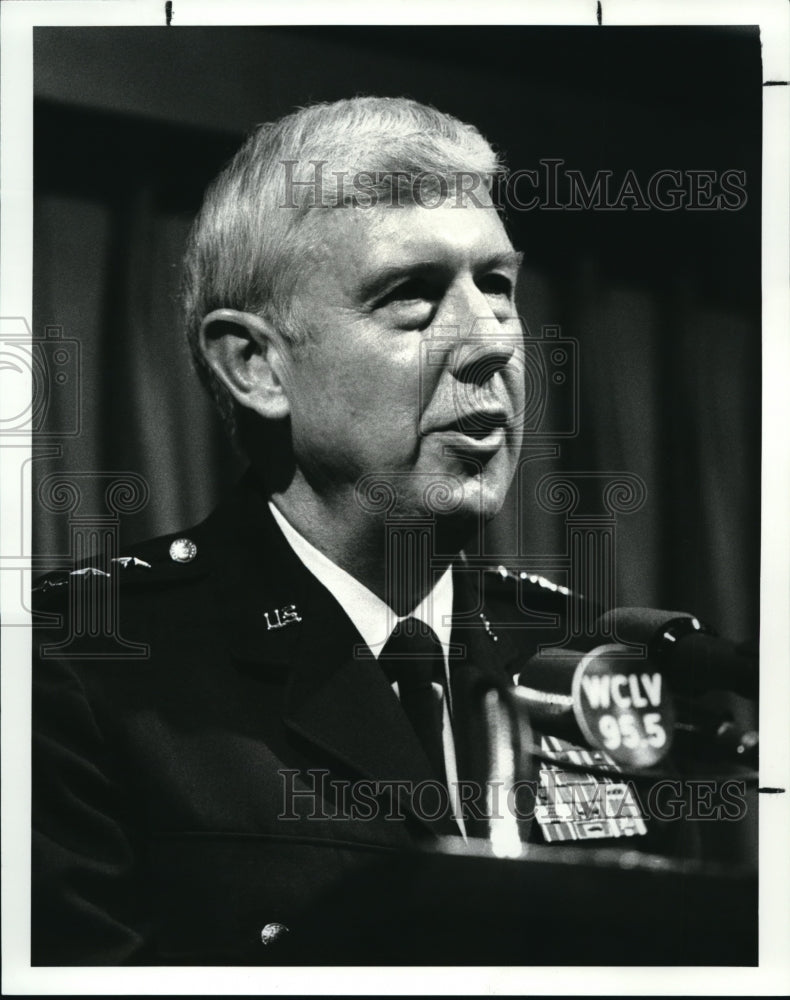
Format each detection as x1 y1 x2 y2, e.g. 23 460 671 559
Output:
261 922 289 945
169 537 197 563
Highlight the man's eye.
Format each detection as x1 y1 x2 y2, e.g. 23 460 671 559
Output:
477 273 514 298
379 278 438 306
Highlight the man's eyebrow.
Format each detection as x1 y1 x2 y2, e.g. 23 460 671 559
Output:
482 250 524 271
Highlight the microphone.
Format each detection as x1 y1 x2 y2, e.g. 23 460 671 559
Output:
516 644 676 769
596 608 757 699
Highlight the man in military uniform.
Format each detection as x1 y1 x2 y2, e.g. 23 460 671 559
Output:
33 96 567 965
38 95 750 968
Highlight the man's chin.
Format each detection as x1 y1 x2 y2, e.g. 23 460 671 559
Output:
410 469 508 518
454 477 509 523
419 473 510 550
352 465 511 541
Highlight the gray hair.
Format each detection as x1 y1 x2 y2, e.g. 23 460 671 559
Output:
182 96 505 437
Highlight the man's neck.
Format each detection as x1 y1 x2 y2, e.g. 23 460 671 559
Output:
269 487 461 617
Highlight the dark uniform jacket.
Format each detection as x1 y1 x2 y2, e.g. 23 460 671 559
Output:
32 472 572 966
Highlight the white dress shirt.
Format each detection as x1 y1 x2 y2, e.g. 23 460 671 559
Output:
269 502 466 836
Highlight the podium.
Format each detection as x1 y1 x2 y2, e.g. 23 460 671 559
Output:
284 839 757 966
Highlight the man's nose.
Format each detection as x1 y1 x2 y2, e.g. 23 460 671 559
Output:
444 279 520 385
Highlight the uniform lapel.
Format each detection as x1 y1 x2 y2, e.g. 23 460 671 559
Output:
212 474 445 829
282 571 441 793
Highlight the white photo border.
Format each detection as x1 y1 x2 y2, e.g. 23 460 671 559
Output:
2 0 788 994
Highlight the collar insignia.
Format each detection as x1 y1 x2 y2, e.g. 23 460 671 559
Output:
264 604 303 631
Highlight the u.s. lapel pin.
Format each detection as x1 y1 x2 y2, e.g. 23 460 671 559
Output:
263 604 302 631
479 612 499 642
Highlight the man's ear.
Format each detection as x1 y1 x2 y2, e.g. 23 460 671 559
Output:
198 308 291 420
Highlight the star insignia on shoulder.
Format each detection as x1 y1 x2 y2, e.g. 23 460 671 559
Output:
111 556 152 569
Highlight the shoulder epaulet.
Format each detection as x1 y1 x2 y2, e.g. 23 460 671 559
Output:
483 564 572 598
112 532 210 586
32 530 210 600
480 563 603 622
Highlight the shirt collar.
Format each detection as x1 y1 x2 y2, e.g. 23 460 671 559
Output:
268 502 454 662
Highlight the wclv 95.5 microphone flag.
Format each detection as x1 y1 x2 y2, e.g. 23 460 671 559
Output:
517 644 676 769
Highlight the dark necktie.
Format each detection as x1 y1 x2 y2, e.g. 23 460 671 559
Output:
379 617 448 785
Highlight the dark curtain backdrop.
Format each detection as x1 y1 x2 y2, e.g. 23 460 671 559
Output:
33 26 761 643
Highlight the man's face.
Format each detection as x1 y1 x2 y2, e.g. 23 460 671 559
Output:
277 198 526 531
